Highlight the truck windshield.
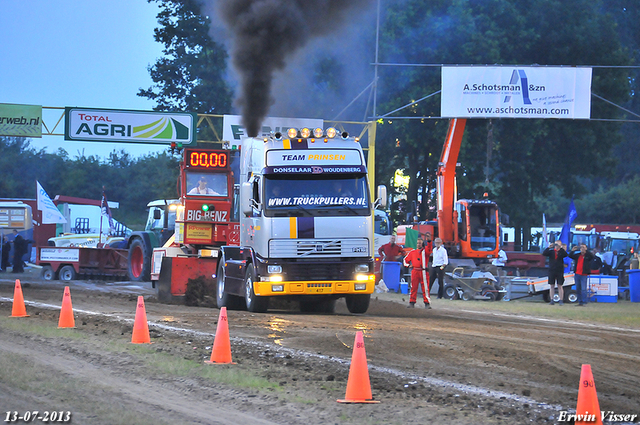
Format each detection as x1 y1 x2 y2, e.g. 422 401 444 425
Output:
186 171 228 197
264 175 370 216
570 233 599 250
605 238 639 255
468 204 498 251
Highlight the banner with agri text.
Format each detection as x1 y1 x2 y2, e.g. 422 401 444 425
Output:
65 107 196 145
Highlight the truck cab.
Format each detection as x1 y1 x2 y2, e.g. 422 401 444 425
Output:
217 127 379 314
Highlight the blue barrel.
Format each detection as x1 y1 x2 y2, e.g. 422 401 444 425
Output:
628 269 640 302
382 261 401 292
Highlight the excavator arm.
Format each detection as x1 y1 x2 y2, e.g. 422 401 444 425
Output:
437 118 466 244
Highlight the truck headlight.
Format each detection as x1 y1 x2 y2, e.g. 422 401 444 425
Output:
269 275 283 282
326 127 337 138
355 264 369 273
268 265 282 273
356 274 369 281
354 283 367 290
300 127 311 138
272 284 284 292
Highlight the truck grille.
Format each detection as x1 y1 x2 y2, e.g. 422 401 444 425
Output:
285 262 353 281
269 239 369 258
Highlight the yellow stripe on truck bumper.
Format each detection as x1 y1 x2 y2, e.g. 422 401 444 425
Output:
289 217 297 238
254 279 375 296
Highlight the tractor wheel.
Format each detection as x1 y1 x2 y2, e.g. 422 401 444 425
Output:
461 291 474 301
128 238 151 281
443 284 459 300
480 284 497 301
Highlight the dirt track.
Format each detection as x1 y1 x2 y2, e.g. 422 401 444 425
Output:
1 272 639 424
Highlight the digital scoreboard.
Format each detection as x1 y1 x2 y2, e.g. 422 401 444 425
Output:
185 150 228 169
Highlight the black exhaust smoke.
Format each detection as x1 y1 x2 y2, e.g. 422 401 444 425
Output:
218 0 373 137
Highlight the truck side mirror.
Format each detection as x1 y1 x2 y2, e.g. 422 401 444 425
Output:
153 209 162 220
241 182 253 216
375 185 387 208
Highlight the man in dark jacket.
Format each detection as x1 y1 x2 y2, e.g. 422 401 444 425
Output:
542 241 569 305
11 230 27 273
568 243 594 306
1 235 10 272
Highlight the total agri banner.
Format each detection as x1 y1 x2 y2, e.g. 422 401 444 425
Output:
65 107 196 145
441 66 592 119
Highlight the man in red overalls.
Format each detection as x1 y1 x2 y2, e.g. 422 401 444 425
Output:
403 238 432 309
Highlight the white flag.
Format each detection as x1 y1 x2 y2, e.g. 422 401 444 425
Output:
36 181 67 224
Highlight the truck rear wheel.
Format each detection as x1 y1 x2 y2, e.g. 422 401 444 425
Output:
41 265 55 281
59 265 76 281
244 264 269 313
128 238 150 281
345 294 370 314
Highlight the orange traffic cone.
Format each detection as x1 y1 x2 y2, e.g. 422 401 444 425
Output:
10 279 29 317
337 331 380 403
575 364 602 425
58 286 75 328
205 307 235 364
131 296 151 344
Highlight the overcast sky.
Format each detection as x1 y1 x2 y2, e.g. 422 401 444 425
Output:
0 0 167 159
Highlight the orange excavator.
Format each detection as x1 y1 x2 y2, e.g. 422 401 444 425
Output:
399 118 500 263
437 118 500 261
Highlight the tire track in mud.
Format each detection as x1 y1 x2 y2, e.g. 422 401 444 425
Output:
1 296 562 411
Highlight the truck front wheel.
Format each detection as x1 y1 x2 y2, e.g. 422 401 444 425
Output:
216 261 243 309
345 294 370 314
244 264 269 313
128 238 150 281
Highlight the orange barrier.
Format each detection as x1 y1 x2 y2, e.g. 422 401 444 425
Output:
58 286 75 328
337 331 380 403
131 296 151 344
205 307 235 364
575 364 602 424
10 279 28 318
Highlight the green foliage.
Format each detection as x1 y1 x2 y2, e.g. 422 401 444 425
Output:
375 0 636 238
575 176 640 224
138 0 232 115
0 137 180 227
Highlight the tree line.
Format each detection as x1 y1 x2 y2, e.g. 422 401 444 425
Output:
136 0 640 246
0 137 180 228
8 1 640 238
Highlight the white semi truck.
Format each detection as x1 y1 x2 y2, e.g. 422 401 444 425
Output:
216 127 384 314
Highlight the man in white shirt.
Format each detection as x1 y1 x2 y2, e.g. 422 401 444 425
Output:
430 238 449 299
491 247 509 300
601 250 614 275
188 176 220 195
